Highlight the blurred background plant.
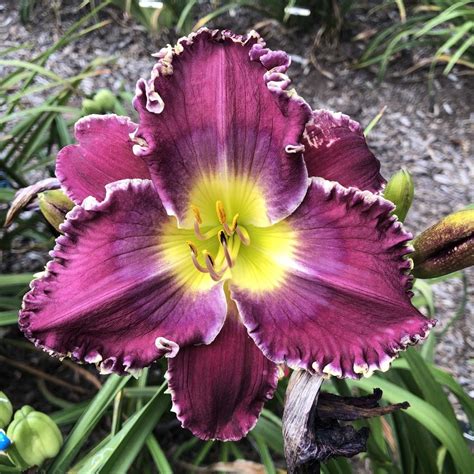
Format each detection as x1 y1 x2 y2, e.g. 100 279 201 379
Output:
357 0 474 85
0 0 472 472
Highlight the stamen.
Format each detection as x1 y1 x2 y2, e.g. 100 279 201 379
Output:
194 223 223 241
222 222 234 236
193 220 207 240
191 205 202 225
235 225 250 246
203 250 227 281
218 230 234 268
215 200 227 225
187 240 198 256
187 241 208 273
231 213 239 232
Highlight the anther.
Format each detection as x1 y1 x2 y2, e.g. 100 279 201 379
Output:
187 240 198 255
191 205 202 225
215 200 226 225
187 241 208 273
235 225 250 246
231 213 239 232
218 230 234 268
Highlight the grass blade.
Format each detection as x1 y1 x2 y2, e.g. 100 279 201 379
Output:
46 374 131 473
79 381 169 473
146 434 173 474
0 311 18 326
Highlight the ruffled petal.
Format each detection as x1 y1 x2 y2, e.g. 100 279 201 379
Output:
133 28 311 227
232 178 434 379
167 299 279 441
303 110 385 193
56 115 150 204
20 179 226 375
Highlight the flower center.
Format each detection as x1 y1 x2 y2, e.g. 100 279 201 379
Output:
160 174 296 293
187 200 251 282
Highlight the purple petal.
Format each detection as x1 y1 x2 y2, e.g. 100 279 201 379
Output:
20 179 226 375
167 300 279 441
133 28 311 226
56 115 150 204
303 110 385 193
232 178 434 379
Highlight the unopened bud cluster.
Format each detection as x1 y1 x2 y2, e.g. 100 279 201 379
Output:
0 392 63 470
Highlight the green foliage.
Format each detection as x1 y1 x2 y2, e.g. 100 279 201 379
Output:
108 0 354 35
1 270 469 472
0 2 471 472
358 0 474 79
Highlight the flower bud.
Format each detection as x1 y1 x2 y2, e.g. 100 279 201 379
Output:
93 89 116 112
38 189 74 232
412 208 474 278
383 168 414 223
0 392 13 430
6 406 63 467
82 98 102 115
4 178 60 227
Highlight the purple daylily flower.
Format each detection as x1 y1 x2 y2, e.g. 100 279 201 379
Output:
20 29 434 441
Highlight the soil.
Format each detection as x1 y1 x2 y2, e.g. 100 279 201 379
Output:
0 0 472 469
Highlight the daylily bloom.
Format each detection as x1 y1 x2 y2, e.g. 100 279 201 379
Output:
20 29 434 441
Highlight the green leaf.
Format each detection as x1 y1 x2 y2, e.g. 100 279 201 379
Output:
392 359 474 428
252 414 284 455
443 35 474 74
364 105 387 136
76 381 168 474
0 188 16 203
0 106 79 126
403 349 457 425
146 434 173 474
0 273 34 287
46 375 130 473
415 1 473 38
50 402 90 426
0 311 18 326
412 279 435 315
250 433 276 474
192 3 243 31
349 376 473 474
0 59 64 83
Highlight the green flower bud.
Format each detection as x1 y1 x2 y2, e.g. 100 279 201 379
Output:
0 392 13 430
412 208 474 278
93 88 116 112
383 168 414 223
6 406 63 468
81 98 102 115
38 189 74 232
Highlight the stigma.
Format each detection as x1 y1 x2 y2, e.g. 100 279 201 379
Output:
187 201 250 281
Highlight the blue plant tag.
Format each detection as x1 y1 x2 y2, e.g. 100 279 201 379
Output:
0 429 11 451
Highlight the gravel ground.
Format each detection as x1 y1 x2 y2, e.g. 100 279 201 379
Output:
1 0 473 412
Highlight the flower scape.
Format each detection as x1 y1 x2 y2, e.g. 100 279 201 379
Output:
19 28 435 441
